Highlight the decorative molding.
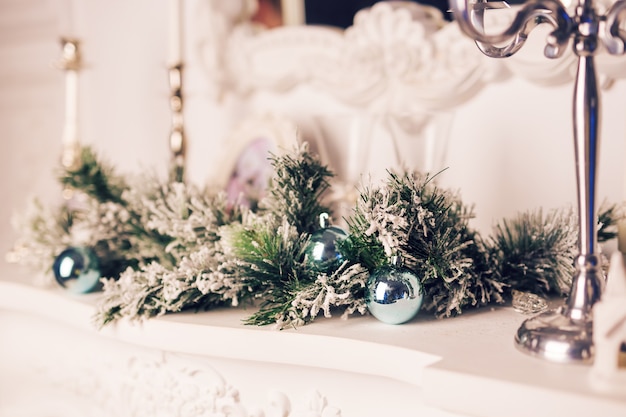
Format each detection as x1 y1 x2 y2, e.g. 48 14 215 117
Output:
31 341 341 417
308 3 501 113
193 2 502 111
121 352 243 417
193 1 626 109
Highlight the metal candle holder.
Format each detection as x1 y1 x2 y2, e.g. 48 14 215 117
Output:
449 0 626 363
168 63 186 183
58 38 82 172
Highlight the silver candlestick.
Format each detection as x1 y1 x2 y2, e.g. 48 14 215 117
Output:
168 63 186 182
449 0 626 363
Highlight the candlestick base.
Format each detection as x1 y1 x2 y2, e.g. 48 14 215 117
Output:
515 307 594 363
515 253 604 363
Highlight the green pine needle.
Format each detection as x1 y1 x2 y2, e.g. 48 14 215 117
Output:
597 201 624 243
60 146 126 204
224 216 313 323
485 203 620 298
223 144 341 326
344 170 483 318
263 143 334 235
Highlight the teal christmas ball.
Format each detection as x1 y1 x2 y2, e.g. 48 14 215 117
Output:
366 264 423 324
52 246 101 294
305 225 348 274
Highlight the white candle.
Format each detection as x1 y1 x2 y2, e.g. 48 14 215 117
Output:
168 0 183 65
55 0 81 170
62 68 79 148
280 0 305 26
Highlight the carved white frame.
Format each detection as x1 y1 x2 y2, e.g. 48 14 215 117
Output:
192 1 626 109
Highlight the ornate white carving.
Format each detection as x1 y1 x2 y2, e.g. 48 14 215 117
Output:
193 1 502 111
260 390 341 417
193 0 259 95
311 3 503 113
121 352 245 417
31 341 341 417
193 1 626 107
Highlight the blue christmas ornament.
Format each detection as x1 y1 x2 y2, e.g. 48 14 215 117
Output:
366 256 423 324
52 246 101 294
305 213 348 274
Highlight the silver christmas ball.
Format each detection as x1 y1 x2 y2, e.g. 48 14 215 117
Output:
366 264 423 324
305 213 347 274
305 226 347 274
52 246 101 294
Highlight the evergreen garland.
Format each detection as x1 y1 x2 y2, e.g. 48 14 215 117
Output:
7 143 623 329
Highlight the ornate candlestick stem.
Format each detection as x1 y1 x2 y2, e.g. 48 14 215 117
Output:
168 63 186 182
568 50 602 321
449 0 626 362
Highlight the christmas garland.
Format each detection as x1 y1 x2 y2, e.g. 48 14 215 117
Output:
8 144 621 328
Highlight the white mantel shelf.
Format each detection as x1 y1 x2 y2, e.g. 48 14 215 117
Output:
1 262 625 417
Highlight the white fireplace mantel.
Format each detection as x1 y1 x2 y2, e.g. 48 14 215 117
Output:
2 2 626 416
1 263 625 417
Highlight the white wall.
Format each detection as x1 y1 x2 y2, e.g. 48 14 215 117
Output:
444 76 626 234
0 0 61 256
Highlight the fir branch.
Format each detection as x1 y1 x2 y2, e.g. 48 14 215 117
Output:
62 182 176 273
244 262 369 328
485 208 578 297
94 241 243 327
60 146 126 204
263 143 334 235
597 200 624 243
223 216 312 318
224 144 362 327
93 184 245 326
344 171 486 318
340 184 398 272
131 180 242 263
8 199 75 283
463 237 508 306
57 146 180 272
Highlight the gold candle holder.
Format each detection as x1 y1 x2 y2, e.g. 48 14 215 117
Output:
57 37 82 173
168 63 186 182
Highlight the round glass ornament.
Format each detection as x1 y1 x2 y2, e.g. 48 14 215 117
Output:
366 258 423 324
305 213 348 274
52 246 101 294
